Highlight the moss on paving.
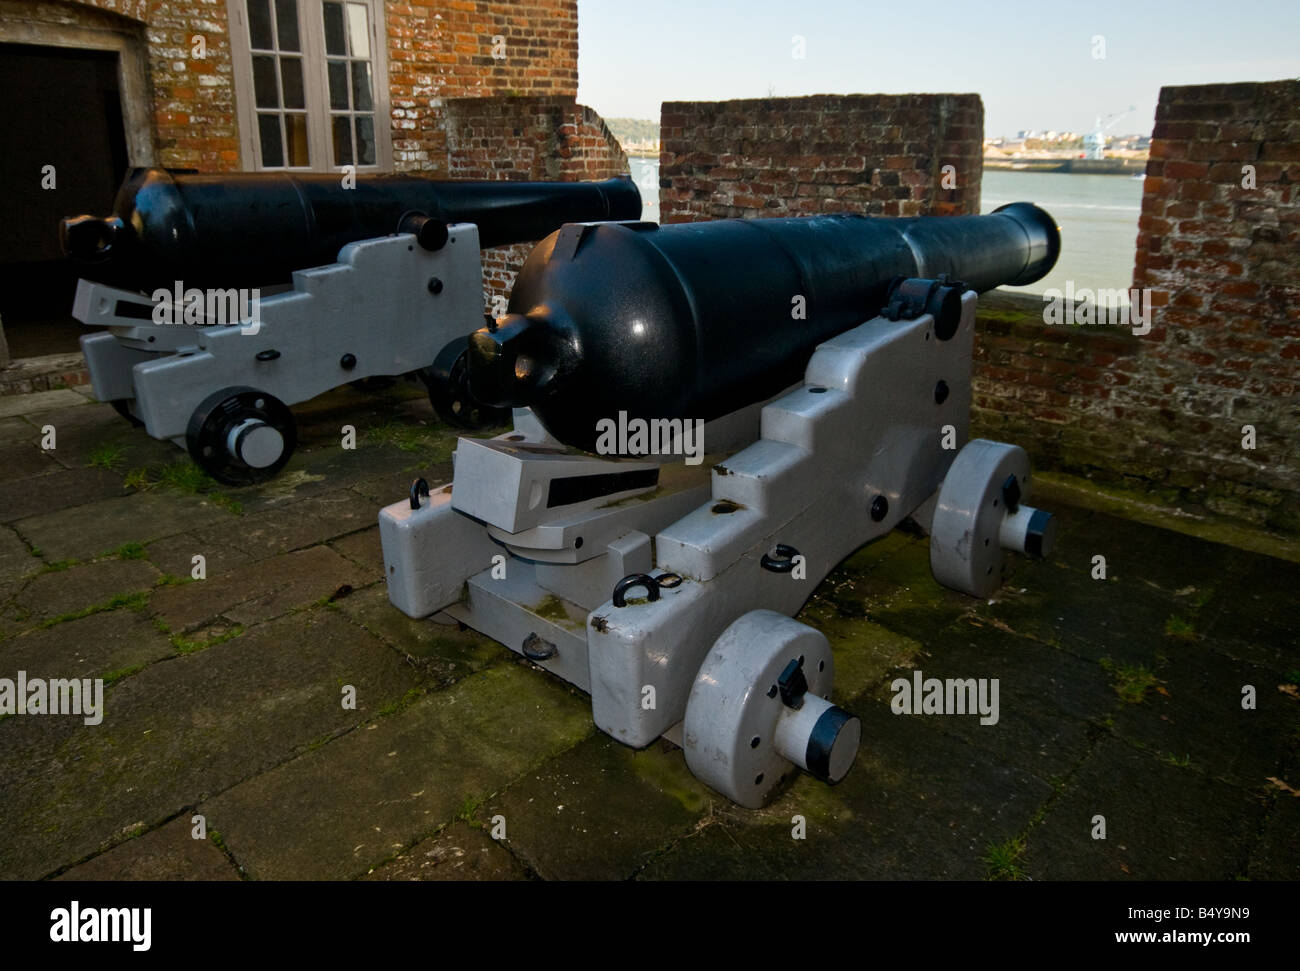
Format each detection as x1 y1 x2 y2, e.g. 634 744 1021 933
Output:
984 836 1029 881
1099 657 1162 705
170 624 245 656
86 443 127 471
39 590 151 630
124 460 244 515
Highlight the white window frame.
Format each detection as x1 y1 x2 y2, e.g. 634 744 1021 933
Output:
227 0 392 172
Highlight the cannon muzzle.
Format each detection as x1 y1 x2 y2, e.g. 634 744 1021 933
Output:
60 167 642 291
468 205 1060 452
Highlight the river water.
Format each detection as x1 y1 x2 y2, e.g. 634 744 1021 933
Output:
627 158 1143 296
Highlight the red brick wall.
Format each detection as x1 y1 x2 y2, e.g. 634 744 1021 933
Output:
387 0 577 171
1132 81 1299 528
15 0 240 171
975 81 1299 533
436 95 629 310
50 0 579 172
660 94 983 222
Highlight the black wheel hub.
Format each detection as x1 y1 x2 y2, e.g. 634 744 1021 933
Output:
185 386 297 486
424 336 512 429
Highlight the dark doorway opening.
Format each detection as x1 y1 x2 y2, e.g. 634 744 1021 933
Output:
0 42 129 359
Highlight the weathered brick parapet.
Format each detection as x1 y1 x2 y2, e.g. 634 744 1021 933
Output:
388 0 578 172
660 93 983 222
974 81 1299 533
435 95 629 310
1127 80 1299 529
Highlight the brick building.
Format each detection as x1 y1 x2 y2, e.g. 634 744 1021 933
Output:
0 0 626 363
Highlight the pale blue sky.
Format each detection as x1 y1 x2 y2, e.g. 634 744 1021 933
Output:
577 0 1300 137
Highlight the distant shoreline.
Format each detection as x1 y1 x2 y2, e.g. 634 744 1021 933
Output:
983 157 1146 176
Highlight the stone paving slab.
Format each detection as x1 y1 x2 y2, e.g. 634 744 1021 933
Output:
0 389 87 419
1246 791 1300 880
0 607 419 880
0 441 63 483
25 403 142 470
967 560 1183 667
145 532 259 582
333 583 502 676
348 468 438 507
1199 553 1300 669
328 525 383 572
0 524 37 582
637 703 1054 880
802 559 975 649
200 662 593 880
54 815 239 881
483 733 710 880
14 490 232 559
877 616 1117 782
150 545 366 633
361 822 529 881
0 607 173 683
192 490 378 560
1108 646 1296 791
7 558 158 628
1057 507 1255 595
0 380 1295 883
0 416 35 444
0 467 129 525
1024 735 1268 880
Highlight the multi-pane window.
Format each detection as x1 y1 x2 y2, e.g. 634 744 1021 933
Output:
322 2 376 166
229 0 390 171
247 0 309 167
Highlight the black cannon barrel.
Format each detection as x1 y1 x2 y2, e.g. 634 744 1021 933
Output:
468 204 1059 453
59 167 642 291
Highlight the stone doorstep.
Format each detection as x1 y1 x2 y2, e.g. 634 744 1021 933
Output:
0 354 90 399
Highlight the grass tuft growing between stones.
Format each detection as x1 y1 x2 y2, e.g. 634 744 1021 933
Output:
376 687 423 717
39 590 150 629
1163 613 1198 643
87 442 127 471
1100 657 1162 704
103 663 147 687
455 795 484 828
170 625 245 656
114 542 147 560
369 420 444 454
984 836 1028 881
125 460 244 515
